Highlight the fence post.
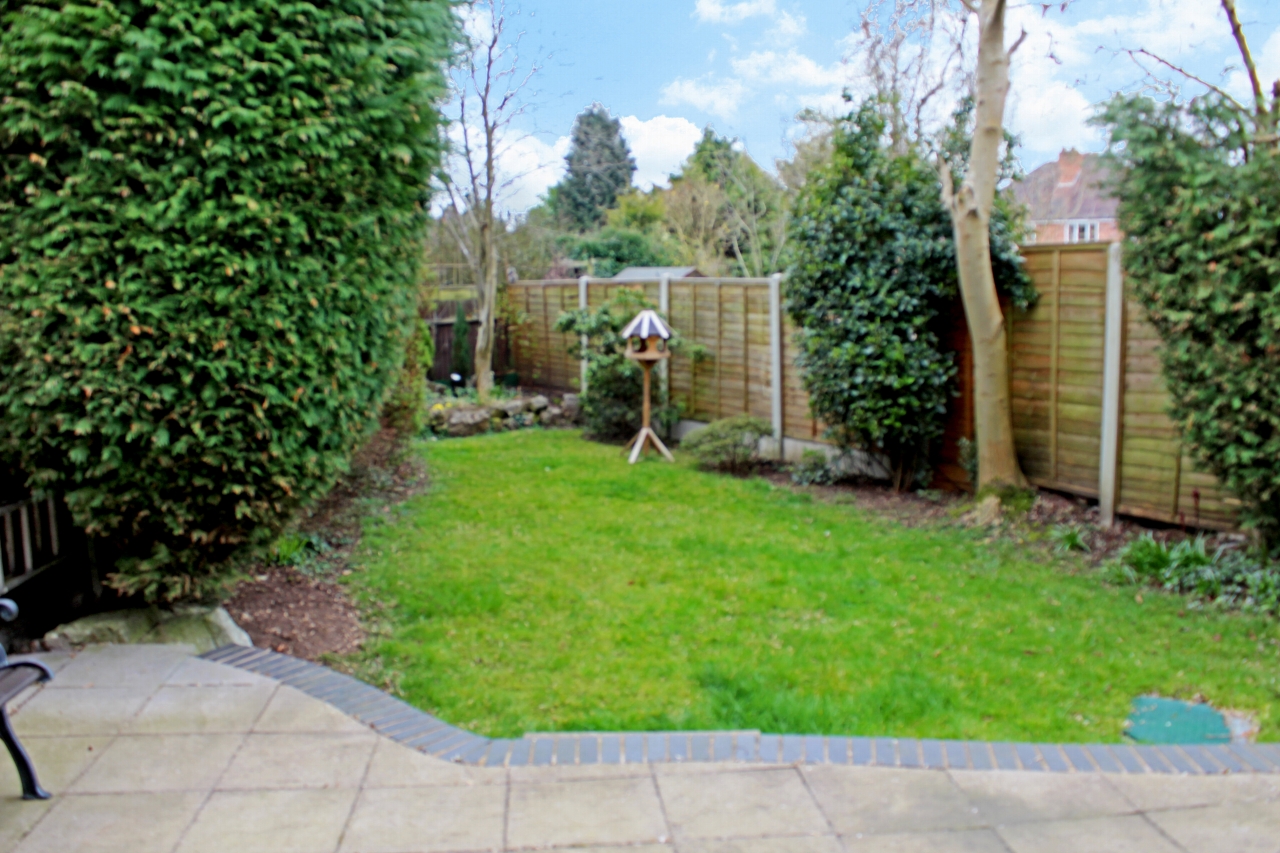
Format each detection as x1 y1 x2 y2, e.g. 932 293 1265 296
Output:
659 274 671 411
578 276 589 395
769 273 784 460
1099 243 1125 527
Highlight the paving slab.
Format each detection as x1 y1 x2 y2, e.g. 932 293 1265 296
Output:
507 774 668 848
1146 800 1280 853
340 785 506 853
659 767 830 840
997 814 1184 853
679 837 843 853
0 736 110 798
218 732 377 790
948 769 1135 825
803 765 983 836
176 789 355 853
252 685 372 735
842 828 1012 852
128 684 277 734
11 791 204 853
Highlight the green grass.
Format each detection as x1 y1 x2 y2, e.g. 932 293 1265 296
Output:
351 430 1280 742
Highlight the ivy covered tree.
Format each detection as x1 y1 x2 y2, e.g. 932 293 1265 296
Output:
554 106 636 232
0 0 456 600
786 99 1030 490
1100 86 1280 546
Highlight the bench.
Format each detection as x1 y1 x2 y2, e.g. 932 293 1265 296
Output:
0 598 52 800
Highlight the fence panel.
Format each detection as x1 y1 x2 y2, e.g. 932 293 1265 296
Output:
508 256 1241 530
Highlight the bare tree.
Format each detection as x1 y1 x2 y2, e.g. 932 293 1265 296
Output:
940 0 1029 489
439 1 539 402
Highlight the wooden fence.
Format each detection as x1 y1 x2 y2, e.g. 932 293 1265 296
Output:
506 247 1240 530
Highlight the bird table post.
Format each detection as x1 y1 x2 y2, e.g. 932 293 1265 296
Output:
622 310 675 464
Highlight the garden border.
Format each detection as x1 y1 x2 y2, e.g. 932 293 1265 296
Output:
201 645 1280 775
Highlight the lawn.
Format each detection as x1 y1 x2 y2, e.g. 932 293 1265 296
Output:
351 429 1280 743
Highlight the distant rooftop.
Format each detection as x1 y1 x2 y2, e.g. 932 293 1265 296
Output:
611 266 704 282
1011 150 1117 223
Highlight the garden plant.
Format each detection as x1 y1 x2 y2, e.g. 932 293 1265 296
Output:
0 0 455 600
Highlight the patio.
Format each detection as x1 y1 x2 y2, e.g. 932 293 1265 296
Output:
2 644 1278 853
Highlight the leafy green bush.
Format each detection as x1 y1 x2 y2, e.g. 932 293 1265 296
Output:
1112 534 1280 616
384 316 436 437
790 449 837 486
562 228 673 279
0 0 455 601
682 416 772 475
554 288 680 442
785 99 1031 491
1100 94 1280 546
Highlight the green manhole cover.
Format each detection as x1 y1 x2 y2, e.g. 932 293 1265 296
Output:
1125 696 1231 744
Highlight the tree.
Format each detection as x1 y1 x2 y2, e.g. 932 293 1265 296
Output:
787 99 1030 490
0 0 455 601
1099 0 1279 545
939 0 1029 489
554 106 636 232
438 0 539 402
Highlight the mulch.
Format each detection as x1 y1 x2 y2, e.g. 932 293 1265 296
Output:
224 427 427 662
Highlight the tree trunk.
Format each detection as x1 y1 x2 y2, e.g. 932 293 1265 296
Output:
944 0 1026 489
473 214 497 402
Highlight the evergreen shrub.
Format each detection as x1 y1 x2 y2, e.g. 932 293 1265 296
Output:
682 415 772 475
0 0 455 600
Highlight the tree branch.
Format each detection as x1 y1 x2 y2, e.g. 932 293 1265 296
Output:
1007 27 1028 57
1220 0 1264 115
1125 48 1250 113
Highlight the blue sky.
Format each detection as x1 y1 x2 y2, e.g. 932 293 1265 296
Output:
476 0 1280 212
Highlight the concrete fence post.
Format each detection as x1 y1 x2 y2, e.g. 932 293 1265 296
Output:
1098 243 1125 527
578 276 589 395
769 273 784 460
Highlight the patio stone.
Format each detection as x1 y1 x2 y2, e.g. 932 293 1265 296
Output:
163 657 275 688
0 736 110 797
340 786 506 853
363 739 504 787
128 684 276 734
10 687 151 736
47 644 192 690
658 767 829 840
509 760 651 783
842 829 1012 852
507 775 668 849
1146 800 1280 853
11 791 204 853
175 789 355 853
1106 771 1280 811
996 815 1183 853
0 798 52 852
218 732 377 790
252 685 371 735
948 769 1135 824
69 734 242 793
803 766 983 836
679 837 843 853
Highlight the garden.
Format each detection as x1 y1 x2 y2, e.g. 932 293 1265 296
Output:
2 0 1278 755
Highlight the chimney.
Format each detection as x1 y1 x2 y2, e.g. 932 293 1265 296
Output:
1057 149 1084 187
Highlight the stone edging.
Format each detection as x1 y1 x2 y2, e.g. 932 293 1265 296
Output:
200 645 1280 775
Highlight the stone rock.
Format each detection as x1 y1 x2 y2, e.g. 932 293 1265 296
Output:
562 393 582 423
540 405 564 427
967 494 1003 527
529 394 550 413
497 399 526 418
44 606 252 654
446 406 493 437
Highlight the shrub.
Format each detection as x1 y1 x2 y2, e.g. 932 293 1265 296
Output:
682 416 772 475
0 0 456 601
1112 534 1280 616
1099 94 1280 546
384 316 436 438
790 449 837 486
785 99 1031 491
554 288 681 442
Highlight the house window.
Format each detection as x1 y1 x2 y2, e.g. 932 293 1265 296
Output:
1065 221 1100 243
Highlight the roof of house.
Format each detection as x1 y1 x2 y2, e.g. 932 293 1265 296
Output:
1010 150 1118 222
611 266 704 281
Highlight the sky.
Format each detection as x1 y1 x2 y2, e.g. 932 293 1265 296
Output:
471 0 1280 213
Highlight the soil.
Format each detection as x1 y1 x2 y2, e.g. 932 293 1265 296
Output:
223 427 428 662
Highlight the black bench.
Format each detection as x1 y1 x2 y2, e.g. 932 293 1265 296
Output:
0 598 52 800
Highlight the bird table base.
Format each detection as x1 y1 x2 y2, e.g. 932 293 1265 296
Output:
625 426 674 464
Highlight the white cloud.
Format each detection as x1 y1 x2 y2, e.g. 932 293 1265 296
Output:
660 76 748 119
1008 81 1102 157
620 116 704 190
776 11 807 39
731 50 847 89
693 0 776 24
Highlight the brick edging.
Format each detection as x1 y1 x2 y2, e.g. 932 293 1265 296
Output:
200 646 1280 775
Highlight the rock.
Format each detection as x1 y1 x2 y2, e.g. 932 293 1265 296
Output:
562 393 582 423
497 399 526 418
44 606 252 654
540 405 564 427
446 406 492 437
529 394 550 413
967 494 1003 527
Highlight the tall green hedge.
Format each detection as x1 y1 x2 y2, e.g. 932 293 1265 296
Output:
1100 95 1280 547
0 0 456 600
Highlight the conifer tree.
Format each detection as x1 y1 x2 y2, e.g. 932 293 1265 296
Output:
555 106 636 232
